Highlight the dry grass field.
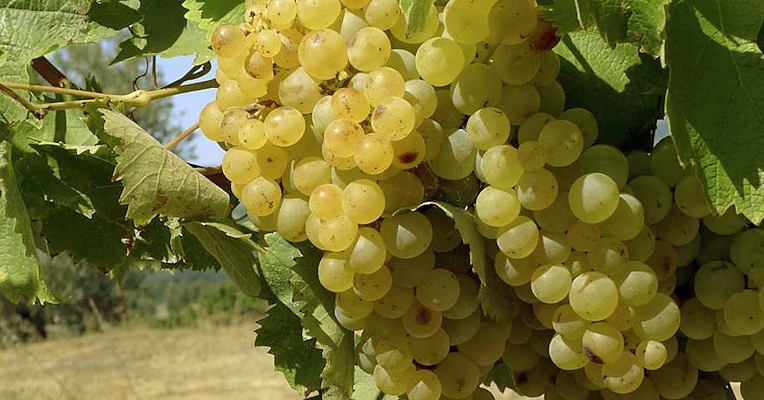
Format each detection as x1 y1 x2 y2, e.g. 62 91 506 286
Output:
0 324 534 400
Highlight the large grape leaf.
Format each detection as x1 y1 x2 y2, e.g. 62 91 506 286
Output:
181 0 245 39
0 124 57 305
100 109 230 226
664 0 764 225
553 30 666 147
258 233 310 317
112 0 213 64
545 0 668 56
399 0 435 36
184 222 261 296
0 0 120 122
352 366 397 400
479 250 520 323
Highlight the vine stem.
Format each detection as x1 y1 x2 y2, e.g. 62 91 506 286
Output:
164 122 200 151
0 79 218 116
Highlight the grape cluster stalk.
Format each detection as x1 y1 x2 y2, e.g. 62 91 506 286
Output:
198 0 764 399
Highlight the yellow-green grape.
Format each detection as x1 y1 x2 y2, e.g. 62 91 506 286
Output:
353 264 392 301
530 51 561 87
391 130 426 169
380 211 433 259
222 147 260 184
632 293 680 341
588 237 629 275
305 213 326 249
318 215 358 252
533 230 572 264
517 168 559 211
386 49 419 81
495 252 537 286
458 321 510 366
318 251 354 292
330 88 370 123
488 0 537 45
503 341 541 372
530 264 571 304
432 89 466 128
347 227 386 274
273 29 302 69
323 119 365 158
449 63 502 115
703 207 747 235
673 175 711 218
568 173 620 224
534 303 558 329
291 157 330 196
378 171 424 213
364 67 406 106
373 362 413 395
309 183 344 220
363 0 400 30
403 79 437 127
538 120 584 167
627 176 673 224
341 11 372 44
465 108 511 150
578 145 629 189
238 118 268 150
730 230 764 274
599 194 645 241
219 108 248 145
517 140 546 172
612 261 658 307
347 27 391 71
442 274 479 320
354 133 394 175
491 42 541 85
296 0 341 29
217 49 246 76
312 96 337 133
650 137 692 187
496 83 541 125
553 371 590 400
414 268 459 312
424 209 461 253
390 3 438 44
643 240 675 284
278 67 323 113
266 0 298 27
626 150 652 179
415 37 465 87
443 0 493 44
480 144 524 188
549 333 589 370
713 329 754 364
211 24 246 58
402 301 443 338
496 215 539 259
636 340 667 371
650 353 698 399
566 251 594 277
569 271 619 321
719 358 757 383
254 143 288 180
427 128 477 180
537 80 566 116
242 177 282 216
408 328 449 366
623 226 655 263
406 369 442 400
323 142 357 170
199 102 224 141
388 250 434 288
244 51 273 81
518 112 555 143
255 29 282 58
679 297 715 340
724 289 764 335
653 204 699 247
551 304 589 341
534 192 576 233
335 306 367 331
342 179 385 224
606 303 634 331
602 353 644 394
236 66 269 98
216 79 251 109
336 288 374 320
263 107 304 146
581 322 623 364
475 186 521 227
559 108 599 148
434 353 480 398
374 333 414 372
373 285 414 319
298 29 347 80
371 97 416 140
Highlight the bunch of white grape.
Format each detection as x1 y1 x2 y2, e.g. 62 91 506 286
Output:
195 0 764 398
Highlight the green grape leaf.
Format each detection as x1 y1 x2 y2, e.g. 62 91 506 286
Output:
181 0 245 40
483 362 513 391
545 0 667 56
399 0 435 36
478 248 520 323
0 124 58 305
289 239 355 400
254 300 325 394
258 233 310 317
112 0 213 64
554 29 666 147
184 222 261 296
352 366 397 400
100 109 230 226
402 201 488 284
0 0 119 122
664 0 764 224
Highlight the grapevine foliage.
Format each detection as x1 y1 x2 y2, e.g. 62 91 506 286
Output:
0 0 762 399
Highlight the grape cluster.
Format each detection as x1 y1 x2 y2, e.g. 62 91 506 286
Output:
198 0 762 399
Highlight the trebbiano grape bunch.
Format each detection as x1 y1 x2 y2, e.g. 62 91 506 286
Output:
196 0 763 399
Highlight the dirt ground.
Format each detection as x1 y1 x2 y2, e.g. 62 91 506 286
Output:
0 324 533 400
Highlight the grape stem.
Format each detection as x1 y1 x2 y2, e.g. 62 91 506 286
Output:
0 79 218 118
164 122 200 151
